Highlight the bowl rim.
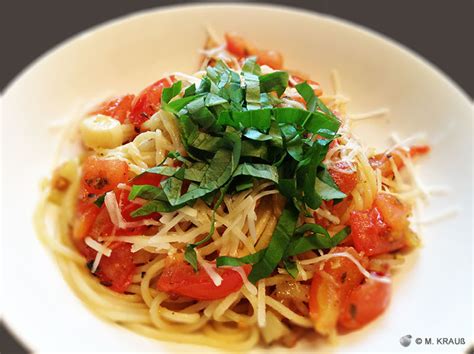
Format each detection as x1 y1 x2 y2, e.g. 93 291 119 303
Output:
2 2 472 351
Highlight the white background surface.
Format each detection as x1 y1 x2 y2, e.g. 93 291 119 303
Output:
2 4 472 353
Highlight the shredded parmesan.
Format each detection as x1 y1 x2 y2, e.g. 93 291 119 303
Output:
85 237 112 257
85 237 113 273
232 267 257 296
197 253 223 287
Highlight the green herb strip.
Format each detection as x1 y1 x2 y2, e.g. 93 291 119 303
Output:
124 60 348 274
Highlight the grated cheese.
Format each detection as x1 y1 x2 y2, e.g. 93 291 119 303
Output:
85 237 112 257
232 266 257 296
196 252 223 287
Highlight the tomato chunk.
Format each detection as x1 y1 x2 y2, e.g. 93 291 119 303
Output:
350 194 408 256
132 172 164 186
329 162 358 195
95 243 136 293
309 247 367 336
309 271 340 337
129 77 172 127
157 260 251 300
90 94 134 123
225 32 248 58
369 145 430 177
81 156 129 196
256 49 283 69
338 279 391 329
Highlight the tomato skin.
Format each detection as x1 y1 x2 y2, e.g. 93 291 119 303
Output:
157 261 251 300
256 50 283 69
309 247 367 336
329 162 358 195
338 279 391 330
374 193 409 231
349 194 408 256
309 272 340 337
129 78 172 127
225 33 283 69
132 172 164 187
370 145 430 177
225 33 248 58
95 243 136 293
81 156 129 196
90 94 134 123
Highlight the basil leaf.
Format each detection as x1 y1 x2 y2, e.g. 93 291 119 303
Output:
128 184 167 201
184 83 196 97
285 226 351 256
184 162 208 182
161 176 184 206
131 199 183 217
233 163 279 184
205 93 228 107
248 204 299 283
244 128 273 141
281 124 304 161
162 94 205 114
185 185 229 271
259 71 289 97
161 81 182 104
242 57 261 75
296 81 338 119
283 259 299 279
315 177 346 200
94 194 105 207
244 72 261 110
145 165 178 177
216 249 266 267
241 140 269 160
184 245 199 271
200 150 237 190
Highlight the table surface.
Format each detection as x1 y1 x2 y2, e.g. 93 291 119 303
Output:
1 0 472 353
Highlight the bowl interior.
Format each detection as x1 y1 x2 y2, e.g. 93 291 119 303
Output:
2 4 472 353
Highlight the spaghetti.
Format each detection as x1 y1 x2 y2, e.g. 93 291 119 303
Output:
36 32 430 349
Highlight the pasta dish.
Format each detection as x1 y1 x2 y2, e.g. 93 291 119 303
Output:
36 32 430 349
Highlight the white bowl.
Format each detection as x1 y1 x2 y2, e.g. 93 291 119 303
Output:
2 3 472 353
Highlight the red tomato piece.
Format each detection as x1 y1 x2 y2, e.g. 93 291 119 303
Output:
309 271 341 337
131 172 164 186
374 193 409 232
308 247 368 336
256 49 283 69
369 145 430 177
129 77 172 127
157 260 251 300
349 194 408 256
81 156 129 196
95 243 136 293
90 94 134 123
338 279 391 330
329 162 359 195
225 32 248 58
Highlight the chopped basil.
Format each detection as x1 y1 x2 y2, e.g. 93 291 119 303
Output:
124 60 348 273
247 203 298 283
